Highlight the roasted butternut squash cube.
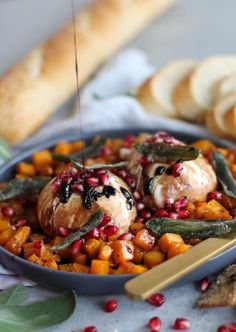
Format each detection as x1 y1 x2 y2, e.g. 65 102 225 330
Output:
133 229 155 251
0 219 11 232
90 260 109 275
133 245 144 264
83 239 102 259
98 243 113 260
112 240 134 264
39 244 59 262
192 140 216 154
72 253 87 265
115 262 147 274
44 259 58 270
0 228 14 246
27 253 44 266
129 264 148 274
36 165 53 176
4 226 31 256
54 142 72 155
196 199 231 219
53 236 71 259
23 242 38 259
72 263 90 274
158 233 184 253
167 243 192 259
129 223 144 235
70 140 84 153
32 150 53 169
143 251 165 268
16 162 35 177
59 264 72 272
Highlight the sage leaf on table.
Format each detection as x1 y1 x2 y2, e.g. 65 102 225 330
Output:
135 142 200 162
0 286 76 332
0 138 11 160
0 177 51 201
212 151 236 198
0 284 30 306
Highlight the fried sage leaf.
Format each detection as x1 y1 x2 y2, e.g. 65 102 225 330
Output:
212 151 236 198
135 142 200 162
146 218 236 240
0 289 76 332
71 160 127 171
0 177 51 201
52 208 103 250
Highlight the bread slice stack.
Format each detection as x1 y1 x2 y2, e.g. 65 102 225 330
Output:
137 55 236 141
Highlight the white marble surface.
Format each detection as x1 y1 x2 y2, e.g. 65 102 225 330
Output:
1 0 236 331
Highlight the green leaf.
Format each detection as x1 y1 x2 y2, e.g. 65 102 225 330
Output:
0 285 30 306
0 177 51 201
0 138 11 160
212 151 236 198
0 291 76 332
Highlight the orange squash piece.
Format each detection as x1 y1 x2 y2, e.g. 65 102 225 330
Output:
73 253 87 265
0 219 11 232
112 240 134 264
90 260 109 275
44 259 58 270
158 233 184 253
143 251 165 268
133 245 144 264
167 242 192 259
16 162 35 177
133 229 155 251
70 140 84 153
59 264 72 272
196 199 231 219
129 223 144 235
83 239 102 259
4 226 31 256
0 228 14 246
27 253 44 266
98 243 113 261
32 150 53 169
54 142 72 155
72 263 90 274
191 140 216 154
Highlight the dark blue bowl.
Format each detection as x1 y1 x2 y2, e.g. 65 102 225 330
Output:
0 128 235 295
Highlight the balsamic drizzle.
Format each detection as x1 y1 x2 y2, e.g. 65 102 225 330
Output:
120 187 134 210
60 184 71 203
155 166 165 176
143 177 154 195
83 185 116 209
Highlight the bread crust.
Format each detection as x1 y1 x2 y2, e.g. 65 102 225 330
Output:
0 0 175 144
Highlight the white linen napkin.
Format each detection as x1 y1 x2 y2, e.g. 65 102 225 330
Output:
0 48 224 288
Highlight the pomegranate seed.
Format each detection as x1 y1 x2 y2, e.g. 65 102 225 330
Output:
173 318 191 330
140 209 152 219
148 317 161 331
116 169 127 178
2 207 14 217
101 214 111 226
99 173 109 186
173 198 188 211
135 216 145 223
70 239 83 254
207 191 222 202
168 212 178 219
59 226 71 237
104 299 118 313
104 225 119 237
86 177 99 187
155 209 169 218
118 232 132 241
125 175 136 189
86 227 100 239
148 293 165 307
165 197 174 211
217 326 229 332
33 240 42 249
228 323 236 332
171 163 184 177
139 155 152 167
15 219 28 227
177 209 189 219
71 183 84 193
124 134 135 147
198 277 210 292
100 146 111 156
51 178 62 191
99 227 107 241
83 326 97 332
137 202 145 211
133 191 142 201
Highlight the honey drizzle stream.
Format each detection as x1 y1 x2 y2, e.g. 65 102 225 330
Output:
71 0 85 169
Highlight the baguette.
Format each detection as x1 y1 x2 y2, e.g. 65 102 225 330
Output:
0 0 175 145
173 56 236 123
137 59 196 117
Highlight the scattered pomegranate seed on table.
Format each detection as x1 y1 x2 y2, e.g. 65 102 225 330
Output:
2 206 14 217
83 326 97 332
148 316 161 331
173 318 191 330
228 323 236 332
104 299 118 313
148 293 165 307
217 326 229 332
198 277 210 292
